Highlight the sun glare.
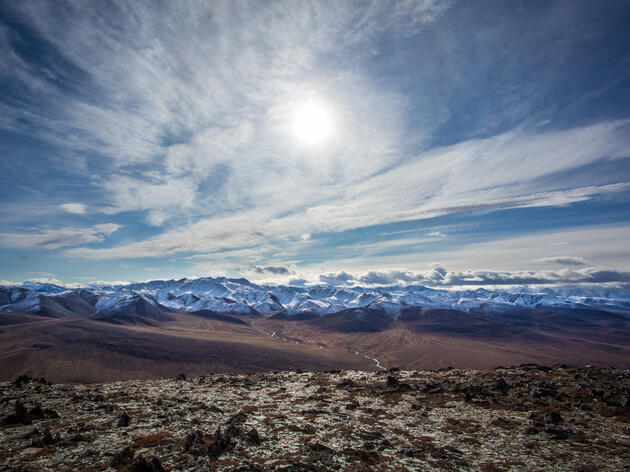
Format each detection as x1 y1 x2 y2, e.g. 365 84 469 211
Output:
292 100 333 146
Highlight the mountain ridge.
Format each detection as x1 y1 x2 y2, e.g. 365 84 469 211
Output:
2 277 630 320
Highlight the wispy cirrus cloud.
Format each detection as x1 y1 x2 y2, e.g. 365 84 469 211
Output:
0 223 120 250
1 1 630 285
61 121 630 261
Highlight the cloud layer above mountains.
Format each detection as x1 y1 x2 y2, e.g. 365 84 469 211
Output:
317 266 630 287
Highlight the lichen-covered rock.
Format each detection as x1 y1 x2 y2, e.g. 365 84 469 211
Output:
0 366 628 471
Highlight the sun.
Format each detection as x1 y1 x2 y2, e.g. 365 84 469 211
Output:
292 100 333 146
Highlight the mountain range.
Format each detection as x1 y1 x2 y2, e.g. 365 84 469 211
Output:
1 277 629 383
4 277 630 320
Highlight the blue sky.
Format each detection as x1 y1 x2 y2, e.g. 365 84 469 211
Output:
0 0 629 286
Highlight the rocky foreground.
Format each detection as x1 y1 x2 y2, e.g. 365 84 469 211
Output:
1 366 629 472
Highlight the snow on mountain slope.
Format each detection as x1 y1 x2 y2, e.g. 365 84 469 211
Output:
1 277 629 318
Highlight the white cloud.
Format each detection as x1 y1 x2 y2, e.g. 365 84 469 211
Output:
60 122 630 259
59 203 86 214
101 175 197 226
22 276 66 286
0 223 120 250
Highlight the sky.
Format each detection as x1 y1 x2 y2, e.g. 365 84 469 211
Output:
0 0 629 287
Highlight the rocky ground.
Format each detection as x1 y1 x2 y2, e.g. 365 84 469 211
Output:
1 365 629 471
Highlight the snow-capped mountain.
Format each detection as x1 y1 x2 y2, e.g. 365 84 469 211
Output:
1 277 630 319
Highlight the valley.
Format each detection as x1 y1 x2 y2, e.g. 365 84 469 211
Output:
1 277 629 383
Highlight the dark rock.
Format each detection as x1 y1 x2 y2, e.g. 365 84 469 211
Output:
4 401 32 425
22 428 40 439
207 427 232 460
13 375 31 388
29 428 59 447
336 378 356 390
183 430 204 451
304 441 334 460
117 413 131 427
225 422 243 439
386 375 411 392
15 401 30 421
300 424 317 435
525 424 539 435
70 433 87 443
44 408 60 419
129 455 166 472
387 375 399 388
183 430 207 455
227 410 248 426
344 447 381 464
458 383 485 401
176 373 187 380
546 425 574 440
490 377 510 393
41 428 56 446
544 412 563 424
229 464 269 472
246 427 261 445
345 401 359 410
110 445 135 468
423 382 444 394
530 381 557 398
28 405 46 420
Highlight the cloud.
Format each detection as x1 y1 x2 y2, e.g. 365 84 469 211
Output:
536 256 589 267
252 265 292 275
316 266 630 287
0 0 448 165
61 122 630 261
22 276 66 287
59 203 86 214
308 223 630 279
319 271 355 285
287 278 308 286
2 0 630 281
100 175 199 226
0 223 120 250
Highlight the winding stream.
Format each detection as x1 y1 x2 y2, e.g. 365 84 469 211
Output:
265 327 386 370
